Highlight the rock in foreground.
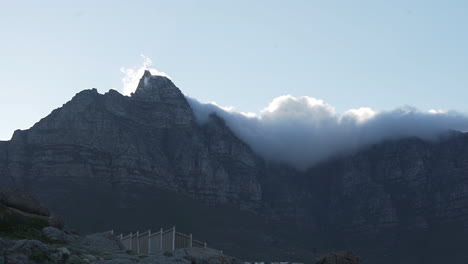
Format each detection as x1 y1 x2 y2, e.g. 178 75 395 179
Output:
2 232 239 264
315 251 361 264
0 189 240 264
0 188 50 216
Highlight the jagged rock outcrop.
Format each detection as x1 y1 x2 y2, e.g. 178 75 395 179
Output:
0 189 51 233
0 71 467 263
0 188 50 216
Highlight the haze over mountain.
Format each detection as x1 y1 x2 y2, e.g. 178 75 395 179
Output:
1 71 467 263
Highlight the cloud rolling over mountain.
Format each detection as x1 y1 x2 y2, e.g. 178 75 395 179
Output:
187 96 468 169
120 58 468 169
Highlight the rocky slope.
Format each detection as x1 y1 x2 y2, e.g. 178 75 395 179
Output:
0 189 242 264
2 233 239 264
0 71 467 263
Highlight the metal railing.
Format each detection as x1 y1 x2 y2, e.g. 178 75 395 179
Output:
116 227 222 255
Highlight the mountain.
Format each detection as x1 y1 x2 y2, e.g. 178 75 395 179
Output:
303 133 468 262
0 71 262 207
0 71 467 263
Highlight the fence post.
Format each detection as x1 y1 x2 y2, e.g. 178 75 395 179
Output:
160 228 163 250
130 232 133 251
172 226 176 251
137 231 140 254
148 229 152 254
189 233 193 247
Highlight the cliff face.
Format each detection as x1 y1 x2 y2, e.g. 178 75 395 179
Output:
0 72 467 263
0 141 10 188
0 71 262 209
311 133 468 233
302 133 468 262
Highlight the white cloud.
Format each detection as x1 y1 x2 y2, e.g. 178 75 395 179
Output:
186 96 468 170
120 55 170 96
428 109 449 114
343 107 376 123
118 57 468 169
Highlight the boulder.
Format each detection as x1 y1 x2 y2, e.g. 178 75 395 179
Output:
177 247 240 264
0 188 50 217
42 226 66 243
82 253 97 262
0 237 14 256
4 239 54 264
48 215 65 230
74 232 125 252
315 251 361 264
57 247 71 257
67 254 88 264
41 226 77 244
0 202 49 232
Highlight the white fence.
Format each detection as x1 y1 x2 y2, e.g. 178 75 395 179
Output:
117 227 221 254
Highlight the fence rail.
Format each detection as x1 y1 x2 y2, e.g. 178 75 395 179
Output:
117 227 220 255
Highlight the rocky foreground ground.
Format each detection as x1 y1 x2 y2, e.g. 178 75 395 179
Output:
0 188 360 264
0 188 241 264
1 231 237 264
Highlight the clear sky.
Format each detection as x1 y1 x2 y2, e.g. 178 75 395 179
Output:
1 0 467 140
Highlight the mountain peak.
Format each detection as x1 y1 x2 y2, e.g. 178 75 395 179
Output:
142 69 152 78
131 71 186 106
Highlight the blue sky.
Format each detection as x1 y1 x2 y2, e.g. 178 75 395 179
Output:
1 0 468 140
